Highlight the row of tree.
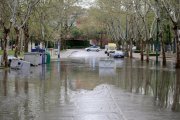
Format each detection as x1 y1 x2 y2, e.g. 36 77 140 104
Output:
0 0 85 67
0 0 179 67
89 0 179 67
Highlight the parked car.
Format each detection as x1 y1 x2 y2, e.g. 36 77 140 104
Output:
109 51 125 58
132 46 137 51
85 46 100 52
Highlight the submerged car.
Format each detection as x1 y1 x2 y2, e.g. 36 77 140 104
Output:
109 51 125 58
85 46 100 52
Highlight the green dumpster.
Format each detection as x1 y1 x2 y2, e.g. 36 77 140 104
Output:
46 52 51 64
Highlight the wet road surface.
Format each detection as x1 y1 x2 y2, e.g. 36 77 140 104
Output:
0 50 180 120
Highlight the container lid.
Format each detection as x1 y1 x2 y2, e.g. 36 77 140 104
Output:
24 52 40 55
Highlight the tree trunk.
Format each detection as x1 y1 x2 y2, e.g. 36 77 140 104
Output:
130 39 133 58
61 38 64 50
63 37 67 50
160 32 166 66
174 25 180 68
3 70 8 96
140 39 144 61
100 33 103 48
2 27 10 67
116 40 121 50
14 27 20 57
23 23 29 52
125 42 129 57
63 21 69 50
146 40 149 63
19 29 24 52
0 38 4 50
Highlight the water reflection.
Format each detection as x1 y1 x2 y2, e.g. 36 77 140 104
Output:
0 62 63 120
15 75 19 95
172 69 180 111
0 58 180 120
2 70 8 96
116 60 178 111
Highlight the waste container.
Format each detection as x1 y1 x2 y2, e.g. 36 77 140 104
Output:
10 58 21 69
24 52 40 66
38 53 42 65
31 48 46 64
46 52 51 64
42 52 47 64
31 48 45 53
10 59 30 70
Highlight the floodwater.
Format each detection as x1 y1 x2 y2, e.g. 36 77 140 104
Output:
0 58 180 120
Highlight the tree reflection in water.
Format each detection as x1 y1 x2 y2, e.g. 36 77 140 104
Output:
121 60 179 111
3 70 8 96
172 69 180 111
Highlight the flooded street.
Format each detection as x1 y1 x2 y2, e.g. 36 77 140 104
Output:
0 51 180 120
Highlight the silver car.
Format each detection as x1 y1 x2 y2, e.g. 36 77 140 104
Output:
109 51 125 58
85 46 100 52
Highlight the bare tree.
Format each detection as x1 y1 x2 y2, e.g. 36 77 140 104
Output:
0 0 12 67
133 0 154 62
7 0 40 57
160 0 180 68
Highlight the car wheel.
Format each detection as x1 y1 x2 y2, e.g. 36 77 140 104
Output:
87 49 90 52
96 49 99 52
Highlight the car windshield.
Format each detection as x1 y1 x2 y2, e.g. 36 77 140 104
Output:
109 46 115 50
90 46 98 48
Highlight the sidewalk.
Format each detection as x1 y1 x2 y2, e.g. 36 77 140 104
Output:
132 53 176 62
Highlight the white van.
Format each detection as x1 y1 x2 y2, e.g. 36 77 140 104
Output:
105 43 117 56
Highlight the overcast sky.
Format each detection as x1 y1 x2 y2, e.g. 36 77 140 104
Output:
77 0 96 8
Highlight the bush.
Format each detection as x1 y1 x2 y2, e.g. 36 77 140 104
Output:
149 53 160 56
0 50 24 57
134 50 141 53
144 52 160 56
0 50 14 55
66 40 89 49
